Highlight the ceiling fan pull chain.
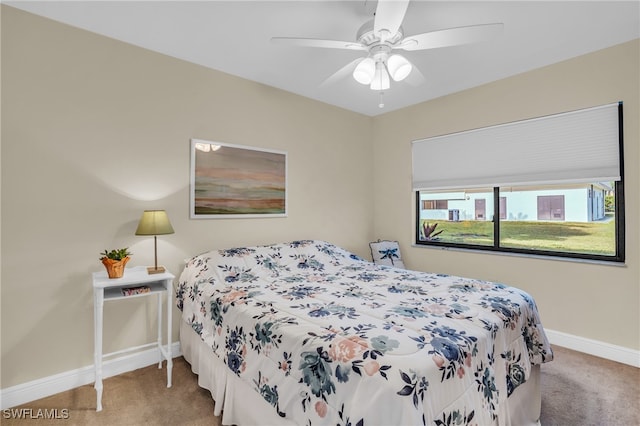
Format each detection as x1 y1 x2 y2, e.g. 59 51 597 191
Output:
378 91 385 109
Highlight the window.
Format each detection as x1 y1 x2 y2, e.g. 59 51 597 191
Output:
417 188 494 247
497 184 618 256
422 200 448 210
499 197 507 220
537 195 565 220
412 103 624 262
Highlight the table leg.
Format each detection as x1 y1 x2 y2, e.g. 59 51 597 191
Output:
157 292 162 369
166 279 173 388
94 289 104 412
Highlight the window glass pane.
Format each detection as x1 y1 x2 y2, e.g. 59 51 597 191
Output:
417 189 494 246
498 183 617 256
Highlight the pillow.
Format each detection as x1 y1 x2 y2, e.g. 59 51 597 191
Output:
369 240 405 269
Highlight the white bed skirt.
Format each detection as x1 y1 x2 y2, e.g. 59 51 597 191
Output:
180 320 541 426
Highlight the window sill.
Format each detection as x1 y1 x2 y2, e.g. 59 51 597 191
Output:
411 243 627 267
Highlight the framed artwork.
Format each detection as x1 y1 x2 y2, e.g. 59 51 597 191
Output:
190 139 287 219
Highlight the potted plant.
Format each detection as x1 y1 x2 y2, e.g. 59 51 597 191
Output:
100 248 132 279
421 222 444 241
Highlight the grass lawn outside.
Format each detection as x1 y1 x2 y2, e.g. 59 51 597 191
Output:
420 218 616 255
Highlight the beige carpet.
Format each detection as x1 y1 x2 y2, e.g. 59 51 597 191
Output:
538 345 639 426
2 358 220 426
3 345 638 425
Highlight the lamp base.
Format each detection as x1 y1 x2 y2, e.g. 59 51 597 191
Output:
147 266 166 274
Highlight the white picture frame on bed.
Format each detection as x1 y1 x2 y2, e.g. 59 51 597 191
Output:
190 139 287 219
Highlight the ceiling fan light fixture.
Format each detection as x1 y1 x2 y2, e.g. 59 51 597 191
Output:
387 54 412 81
353 57 376 85
370 61 390 91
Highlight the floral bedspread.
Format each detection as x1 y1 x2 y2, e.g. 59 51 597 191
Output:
177 240 552 426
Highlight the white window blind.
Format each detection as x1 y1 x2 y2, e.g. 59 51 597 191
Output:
412 102 621 191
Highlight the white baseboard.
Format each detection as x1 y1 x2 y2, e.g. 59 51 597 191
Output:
545 329 639 368
0 342 182 410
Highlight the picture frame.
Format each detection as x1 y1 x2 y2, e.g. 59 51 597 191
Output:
190 139 287 219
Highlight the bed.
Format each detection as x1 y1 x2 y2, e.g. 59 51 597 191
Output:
176 240 553 425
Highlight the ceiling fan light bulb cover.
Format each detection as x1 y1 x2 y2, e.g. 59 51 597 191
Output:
370 62 390 91
387 54 412 81
353 57 375 85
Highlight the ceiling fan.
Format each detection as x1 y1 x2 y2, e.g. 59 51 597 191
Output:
272 0 503 99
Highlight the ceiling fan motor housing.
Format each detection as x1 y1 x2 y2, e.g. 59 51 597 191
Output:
357 19 404 49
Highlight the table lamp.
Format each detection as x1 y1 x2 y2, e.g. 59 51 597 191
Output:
135 210 174 274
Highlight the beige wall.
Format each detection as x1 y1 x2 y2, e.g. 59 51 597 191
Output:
1 5 638 391
0 6 373 388
372 39 639 351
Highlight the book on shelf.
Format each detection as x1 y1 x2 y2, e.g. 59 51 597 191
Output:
121 285 151 296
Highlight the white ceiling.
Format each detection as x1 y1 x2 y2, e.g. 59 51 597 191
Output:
7 1 640 116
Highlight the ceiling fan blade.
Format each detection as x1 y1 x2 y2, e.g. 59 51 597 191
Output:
271 37 366 51
398 23 504 51
319 58 364 88
374 0 410 39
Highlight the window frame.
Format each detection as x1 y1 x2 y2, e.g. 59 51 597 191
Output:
415 182 625 263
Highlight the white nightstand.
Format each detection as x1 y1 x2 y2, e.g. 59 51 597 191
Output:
92 265 175 411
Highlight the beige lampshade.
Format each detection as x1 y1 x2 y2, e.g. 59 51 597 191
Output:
135 210 174 236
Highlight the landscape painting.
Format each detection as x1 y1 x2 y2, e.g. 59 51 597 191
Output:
190 139 287 218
